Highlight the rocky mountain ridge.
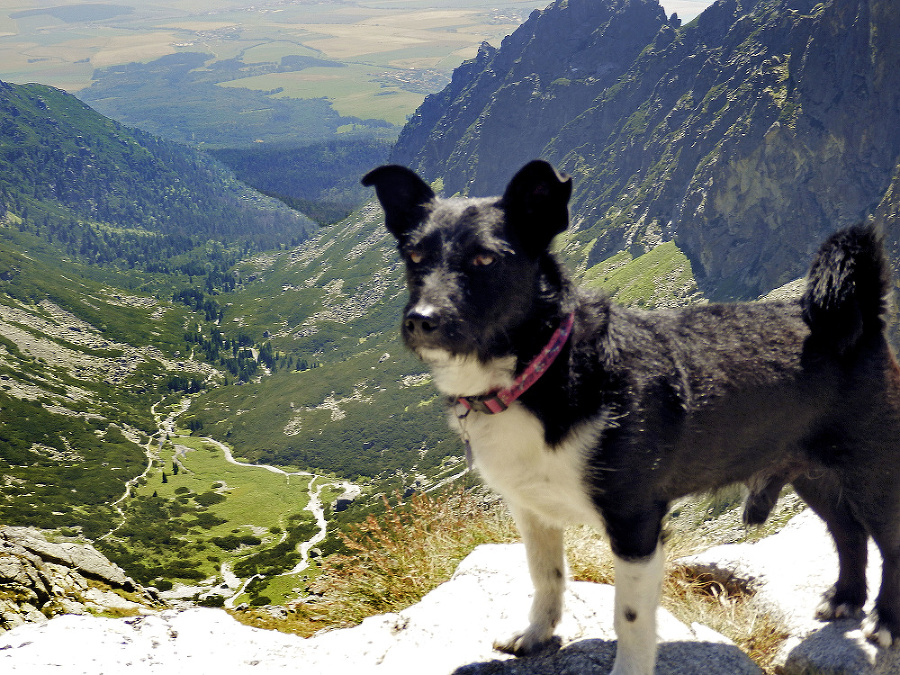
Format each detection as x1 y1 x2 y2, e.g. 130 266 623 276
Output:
393 0 900 300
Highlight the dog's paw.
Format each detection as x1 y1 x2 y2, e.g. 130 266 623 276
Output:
493 629 561 657
814 586 864 622
862 610 899 648
815 597 864 621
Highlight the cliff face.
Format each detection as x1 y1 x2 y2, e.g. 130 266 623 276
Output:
392 0 900 300
393 0 669 196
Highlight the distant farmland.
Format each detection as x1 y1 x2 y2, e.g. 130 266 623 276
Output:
0 0 542 135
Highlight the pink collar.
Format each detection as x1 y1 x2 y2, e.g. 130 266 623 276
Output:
457 312 575 415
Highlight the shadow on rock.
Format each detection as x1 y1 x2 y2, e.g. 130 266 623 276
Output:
453 639 762 675
782 619 900 675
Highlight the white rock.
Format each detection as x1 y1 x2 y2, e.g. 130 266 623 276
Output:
0 543 758 675
678 509 900 675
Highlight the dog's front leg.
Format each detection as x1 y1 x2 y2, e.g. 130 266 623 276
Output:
609 544 664 675
494 505 565 656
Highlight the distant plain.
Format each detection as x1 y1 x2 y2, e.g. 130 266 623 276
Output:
0 0 546 127
0 0 715 129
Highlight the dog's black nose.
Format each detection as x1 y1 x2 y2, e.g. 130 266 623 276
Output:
405 307 441 336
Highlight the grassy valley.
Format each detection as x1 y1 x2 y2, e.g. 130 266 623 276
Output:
0 202 350 606
0 78 343 603
109 425 348 606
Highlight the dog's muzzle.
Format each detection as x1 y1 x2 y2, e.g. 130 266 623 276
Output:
404 305 441 339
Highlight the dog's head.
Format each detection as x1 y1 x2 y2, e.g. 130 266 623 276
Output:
363 160 572 381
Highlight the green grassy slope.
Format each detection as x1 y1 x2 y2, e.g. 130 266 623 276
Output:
187 199 706 486
0 224 197 535
0 80 316 270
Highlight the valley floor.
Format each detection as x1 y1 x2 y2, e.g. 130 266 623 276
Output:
103 396 358 607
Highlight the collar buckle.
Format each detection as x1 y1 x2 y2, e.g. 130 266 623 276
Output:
458 394 508 415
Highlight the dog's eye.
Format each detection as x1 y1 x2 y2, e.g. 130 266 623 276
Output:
408 251 424 264
472 253 496 267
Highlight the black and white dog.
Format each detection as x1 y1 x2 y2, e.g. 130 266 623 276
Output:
363 160 900 674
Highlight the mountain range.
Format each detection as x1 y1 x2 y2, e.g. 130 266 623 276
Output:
393 0 900 300
1 0 899 593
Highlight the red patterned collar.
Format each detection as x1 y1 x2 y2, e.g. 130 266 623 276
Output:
456 312 575 415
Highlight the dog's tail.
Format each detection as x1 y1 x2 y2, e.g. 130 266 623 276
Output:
801 224 892 355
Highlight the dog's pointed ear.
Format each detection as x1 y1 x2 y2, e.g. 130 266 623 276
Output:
501 160 572 256
362 165 436 240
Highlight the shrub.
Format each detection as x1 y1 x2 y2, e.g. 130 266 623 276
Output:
194 491 226 507
199 594 226 608
314 490 518 620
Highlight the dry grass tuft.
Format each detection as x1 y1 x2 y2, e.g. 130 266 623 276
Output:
565 523 615 584
664 567 790 672
232 489 792 672
310 489 518 623
232 489 518 636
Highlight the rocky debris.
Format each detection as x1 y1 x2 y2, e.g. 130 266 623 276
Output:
2 527 132 589
0 298 218 408
330 483 362 512
0 526 162 633
678 510 900 675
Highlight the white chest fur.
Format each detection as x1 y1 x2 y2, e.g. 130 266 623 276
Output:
420 349 605 529
452 402 605 530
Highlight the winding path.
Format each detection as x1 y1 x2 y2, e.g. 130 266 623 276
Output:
102 395 357 606
99 398 190 541
192 415 356 605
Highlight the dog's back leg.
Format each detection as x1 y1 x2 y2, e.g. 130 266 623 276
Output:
494 505 566 656
863 531 900 647
852 488 900 646
792 474 868 620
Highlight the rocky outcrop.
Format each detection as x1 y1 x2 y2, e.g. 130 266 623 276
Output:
0 543 759 674
0 526 161 632
2 512 895 674
392 0 900 301
679 510 900 675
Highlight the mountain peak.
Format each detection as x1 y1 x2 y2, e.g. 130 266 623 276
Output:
392 0 900 300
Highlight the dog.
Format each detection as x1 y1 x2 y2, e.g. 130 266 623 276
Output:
363 160 900 674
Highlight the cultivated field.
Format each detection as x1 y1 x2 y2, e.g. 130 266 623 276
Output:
0 0 542 126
